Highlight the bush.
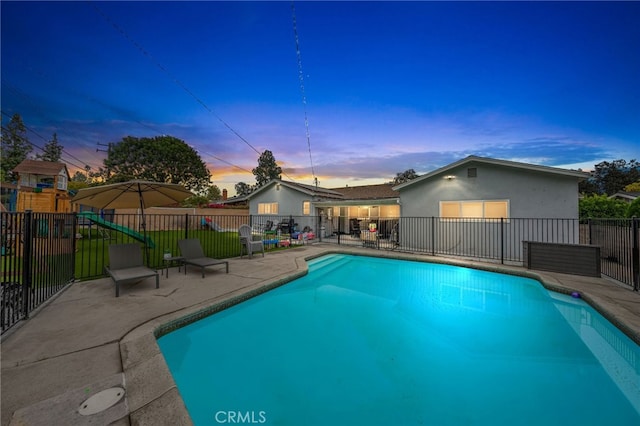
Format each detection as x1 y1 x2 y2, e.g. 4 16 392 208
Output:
626 198 640 218
579 194 627 219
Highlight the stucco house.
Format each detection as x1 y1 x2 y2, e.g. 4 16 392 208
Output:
394 155 588 218
246 156 588 253
246 180 398 237
392 155 589 254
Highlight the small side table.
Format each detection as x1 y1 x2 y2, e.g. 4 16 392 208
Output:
163 256 184 278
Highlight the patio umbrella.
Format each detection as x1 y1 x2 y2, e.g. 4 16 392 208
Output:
71 180 193 262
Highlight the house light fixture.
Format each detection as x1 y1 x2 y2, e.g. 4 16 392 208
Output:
444 175 456 180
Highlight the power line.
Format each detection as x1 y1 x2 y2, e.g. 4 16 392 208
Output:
1 112 90 172
291 1 317 182
88 2 300 185
2 80 103 170
3 77 250 177
90 1 262 156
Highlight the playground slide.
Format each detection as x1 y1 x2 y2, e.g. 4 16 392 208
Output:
78 211 155 248
201 217 223 231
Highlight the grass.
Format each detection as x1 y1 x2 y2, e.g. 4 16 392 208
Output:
3 228 302 282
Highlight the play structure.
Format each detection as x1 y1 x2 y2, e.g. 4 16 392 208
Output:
78 211 155 248
201 217 223 231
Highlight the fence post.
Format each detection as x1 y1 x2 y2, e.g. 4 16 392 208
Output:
185 213 189 239
72 212 78 281
431 217 435 256
500 217 504 264
22 210 33 319
588 218 593 245
633 217 639 292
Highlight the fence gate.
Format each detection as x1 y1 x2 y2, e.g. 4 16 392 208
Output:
1 210 76 334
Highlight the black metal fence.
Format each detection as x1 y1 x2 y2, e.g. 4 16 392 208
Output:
584 218 640 291
326 216 639 291
1 211 76 334
2 211 638 334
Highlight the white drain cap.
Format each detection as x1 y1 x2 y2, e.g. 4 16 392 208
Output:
78 387 125 416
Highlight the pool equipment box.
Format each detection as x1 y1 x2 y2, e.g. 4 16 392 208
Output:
523 241 601 277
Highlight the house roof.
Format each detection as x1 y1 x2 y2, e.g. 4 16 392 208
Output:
246 179 399 205
609 191 640 201
393 155 590 191
330 183 398 201
13 159 69 176
247 179 344 200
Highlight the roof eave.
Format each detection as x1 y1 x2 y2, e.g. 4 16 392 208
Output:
394 155 590 190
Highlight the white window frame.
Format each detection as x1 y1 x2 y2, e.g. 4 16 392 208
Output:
302 200 311 215
439 200 509 220
258 202 279 215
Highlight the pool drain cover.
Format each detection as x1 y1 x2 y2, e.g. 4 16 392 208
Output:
78 387 125 416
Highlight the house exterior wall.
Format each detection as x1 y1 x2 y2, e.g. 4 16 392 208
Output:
397 162 582 255
399 162 580 219
249 184 317 231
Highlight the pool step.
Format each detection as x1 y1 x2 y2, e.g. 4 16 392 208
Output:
308 255 352 275
307 254 346 272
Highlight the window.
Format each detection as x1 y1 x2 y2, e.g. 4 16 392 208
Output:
302 201 311 215
258 202 278 214
440 200 509 219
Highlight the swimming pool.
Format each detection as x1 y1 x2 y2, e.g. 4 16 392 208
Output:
158 254 640 425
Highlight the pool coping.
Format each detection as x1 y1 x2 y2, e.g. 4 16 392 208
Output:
120 247 640 425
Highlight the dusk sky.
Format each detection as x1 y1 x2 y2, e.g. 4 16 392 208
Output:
2 1 639 195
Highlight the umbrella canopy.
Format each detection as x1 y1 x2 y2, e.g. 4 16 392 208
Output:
71 180 193 211
71 181 193 265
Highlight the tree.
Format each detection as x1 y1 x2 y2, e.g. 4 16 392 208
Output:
206 185 222 201
36 133 63 162
235 182 254 197
1 113 32 182
579 194 627 219
582 159 640 195
626 198 640 218
391 169 419 185
68 170 90 192
252 150 281 187
182 184 223 207
181 194 209 208
624 182 640 192
104 135 211 192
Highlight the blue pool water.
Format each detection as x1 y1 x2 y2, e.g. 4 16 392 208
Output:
158 254 640 425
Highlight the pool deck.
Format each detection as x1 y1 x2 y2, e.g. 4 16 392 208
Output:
2 244 640 426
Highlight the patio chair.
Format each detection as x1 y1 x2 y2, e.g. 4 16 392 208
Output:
350 218 361 237
105 243 159 297
178 238 229 278
239 224 265 259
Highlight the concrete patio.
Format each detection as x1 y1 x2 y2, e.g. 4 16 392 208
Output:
2 244 640 426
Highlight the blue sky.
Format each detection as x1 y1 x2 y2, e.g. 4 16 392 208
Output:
2 1 639 195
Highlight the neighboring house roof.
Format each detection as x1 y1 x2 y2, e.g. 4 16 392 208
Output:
393 155 590 191
13 159 69 177
609 191 640 202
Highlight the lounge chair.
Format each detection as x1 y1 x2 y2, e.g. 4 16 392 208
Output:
105 243 159 297
178 238 229 278
239 224 265 259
